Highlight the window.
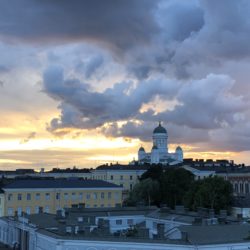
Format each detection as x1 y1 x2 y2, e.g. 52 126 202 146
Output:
26 207 31 215
45 193 50 200
72 192 76 200
108 192 112 199
17 207 22 216
246 183 249 194
45 206 50 213
79 193 83 200
120 175 123 180
115 192 120 200
17 194 22 201
64 193 69 200
127 219 133 225
130 175 133 180
101 192 105 199
8 194 13 201
234 183 238 193
35 193 40 200
56 193 60 200
93 193 97 199
116 219 122 225
27 193 31 201
240 183 244 193
7 207 13 216
35 206 39 214
110 175 113 180
86 194 90 200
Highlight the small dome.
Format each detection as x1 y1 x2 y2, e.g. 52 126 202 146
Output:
176 146 182 151
153 122 167 134
152 145 158 150
139 146 145 152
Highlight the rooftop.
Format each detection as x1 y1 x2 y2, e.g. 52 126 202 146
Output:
3 179 122 189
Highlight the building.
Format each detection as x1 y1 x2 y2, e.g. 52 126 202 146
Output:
138 122 183 165
1 205 250 250
1 179 122 216
93 164 149 198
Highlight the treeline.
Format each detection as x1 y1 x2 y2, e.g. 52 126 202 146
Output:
125 166 233 212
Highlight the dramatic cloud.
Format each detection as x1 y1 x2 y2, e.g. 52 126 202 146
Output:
0 0 158 51
43 66 179 131
1 0 250 168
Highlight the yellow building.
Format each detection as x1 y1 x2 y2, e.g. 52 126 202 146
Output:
2 179 122 216
92 164 149 198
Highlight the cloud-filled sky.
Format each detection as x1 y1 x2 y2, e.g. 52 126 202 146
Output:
0 0 250 169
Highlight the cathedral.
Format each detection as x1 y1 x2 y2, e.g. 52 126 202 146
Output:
138 122 183 165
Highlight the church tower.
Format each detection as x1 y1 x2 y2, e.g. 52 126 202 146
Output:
152 122 168 154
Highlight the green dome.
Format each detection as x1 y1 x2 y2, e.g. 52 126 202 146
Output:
153 122 167 134
139 146 145 152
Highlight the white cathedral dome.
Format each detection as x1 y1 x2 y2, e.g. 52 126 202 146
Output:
153 122 167 134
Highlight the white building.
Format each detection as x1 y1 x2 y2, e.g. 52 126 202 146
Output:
138 123 183 165
1 206 250 250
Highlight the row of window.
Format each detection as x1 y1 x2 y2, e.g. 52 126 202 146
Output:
115 219 134 225
234 182 249 193
110 175 134 181
7 192 119 202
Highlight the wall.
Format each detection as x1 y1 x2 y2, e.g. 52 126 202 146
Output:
3 187 122 216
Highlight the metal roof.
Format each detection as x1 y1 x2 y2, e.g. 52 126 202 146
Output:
3 179 121 189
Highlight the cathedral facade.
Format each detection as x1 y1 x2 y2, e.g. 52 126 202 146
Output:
138 123 183 165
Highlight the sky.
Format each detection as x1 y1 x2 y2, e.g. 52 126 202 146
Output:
0 0 250 170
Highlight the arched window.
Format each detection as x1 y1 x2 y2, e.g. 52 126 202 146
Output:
234 183 238 193
245 182 249 194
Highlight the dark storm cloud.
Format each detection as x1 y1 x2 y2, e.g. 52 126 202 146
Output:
0 0 159 51
43 65 179 132
43 64 249 150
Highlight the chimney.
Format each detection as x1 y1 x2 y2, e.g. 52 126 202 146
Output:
157 224 165 239
181 231 188 242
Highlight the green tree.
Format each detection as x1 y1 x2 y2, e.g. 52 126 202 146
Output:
126 178 160 206
184 176 233 212
140 165 163 180
160 168 194 208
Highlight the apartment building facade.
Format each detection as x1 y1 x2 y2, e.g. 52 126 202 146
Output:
2 179 122 216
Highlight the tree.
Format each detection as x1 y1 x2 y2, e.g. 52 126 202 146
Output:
125 178 160 206
184 176 233 212
140 165 163 180
160 168 194 208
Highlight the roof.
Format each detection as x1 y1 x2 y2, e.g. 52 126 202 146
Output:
96 164 150 171
139 146 145 152
152 145 158 150
3 179 121 189
153 123 167 134
179 224 250 245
